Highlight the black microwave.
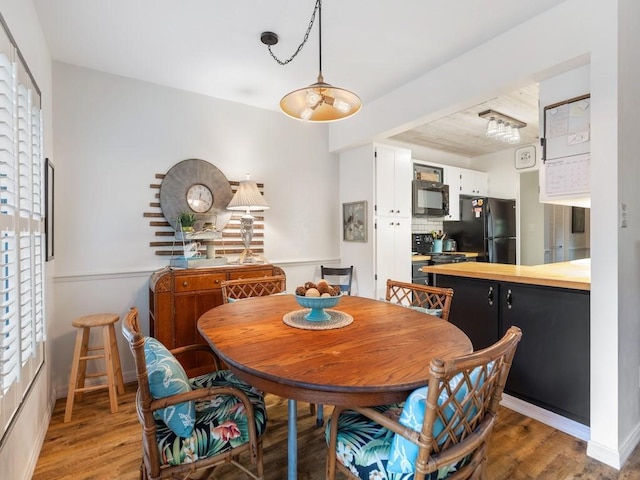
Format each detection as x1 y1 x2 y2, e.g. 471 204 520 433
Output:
412 180 449 217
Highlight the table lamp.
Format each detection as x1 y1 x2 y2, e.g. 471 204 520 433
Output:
227 174 269 263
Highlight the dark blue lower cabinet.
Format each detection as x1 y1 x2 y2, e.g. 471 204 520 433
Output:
500 282 590 425
435 275 590 425
435 275 501 350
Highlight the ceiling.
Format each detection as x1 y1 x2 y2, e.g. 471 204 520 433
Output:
32 0 561 157
390 84 540 157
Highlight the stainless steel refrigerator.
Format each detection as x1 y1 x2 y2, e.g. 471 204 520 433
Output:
443 196 516 264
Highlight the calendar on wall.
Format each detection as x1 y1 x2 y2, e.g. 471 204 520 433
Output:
544 153 590 196
543 94 590 197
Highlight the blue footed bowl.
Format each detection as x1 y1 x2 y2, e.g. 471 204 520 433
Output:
294 293 342 321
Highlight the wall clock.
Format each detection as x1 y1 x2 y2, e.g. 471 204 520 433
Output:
186 183 213 213
159 159 233 231
515 145 536 170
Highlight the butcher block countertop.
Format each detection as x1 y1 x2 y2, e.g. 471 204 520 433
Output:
412 252 479 262
420 259 591 291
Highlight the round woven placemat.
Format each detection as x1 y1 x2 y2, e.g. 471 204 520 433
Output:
283 309 353 330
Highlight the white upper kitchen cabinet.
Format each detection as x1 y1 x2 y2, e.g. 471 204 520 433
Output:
375 145 412 298
444 166 462 220
443 167 488 220
460 169 488 196
375 145 412 218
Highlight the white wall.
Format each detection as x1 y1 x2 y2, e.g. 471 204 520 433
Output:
329 0 640 470
50 62 341 398
0 1 53 479
595 0 640 466
519 171 546 266
338 144 375 297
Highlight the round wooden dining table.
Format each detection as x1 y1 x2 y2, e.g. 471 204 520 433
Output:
197 294 472 480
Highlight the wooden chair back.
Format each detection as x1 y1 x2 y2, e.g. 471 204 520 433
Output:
122 307 170 479
327 326 522 480
320 265 354 295
386 279 454 321
221 274 286 303
416 326 521 478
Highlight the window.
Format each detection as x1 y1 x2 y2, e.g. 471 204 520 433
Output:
0 15 45 442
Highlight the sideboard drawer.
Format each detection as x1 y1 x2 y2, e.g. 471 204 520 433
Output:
174 273 226 292
228 268 274 280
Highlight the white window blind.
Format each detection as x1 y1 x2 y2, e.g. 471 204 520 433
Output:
0 14 45 442
0 233 18 390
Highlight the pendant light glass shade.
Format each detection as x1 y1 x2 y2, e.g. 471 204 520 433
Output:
485 116 498 137
280 74 362 122
479 109 527 145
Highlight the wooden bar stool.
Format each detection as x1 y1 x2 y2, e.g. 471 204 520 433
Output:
64 313 125 423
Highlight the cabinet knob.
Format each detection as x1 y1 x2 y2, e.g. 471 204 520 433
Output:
182 281 188 287
506 289 513 309
487 286 494 306
389 209 394 214
214 279 220 284
396 210 400 214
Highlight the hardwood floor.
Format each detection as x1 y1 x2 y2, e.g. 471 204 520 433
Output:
34 383 640 479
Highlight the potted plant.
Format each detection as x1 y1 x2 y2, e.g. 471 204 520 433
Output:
177 212 197 232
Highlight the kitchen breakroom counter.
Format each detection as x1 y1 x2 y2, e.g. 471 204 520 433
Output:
420 259 590 291
412 252 479 262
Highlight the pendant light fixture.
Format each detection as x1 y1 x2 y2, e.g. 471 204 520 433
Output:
479 109 526 145
261 0 361 122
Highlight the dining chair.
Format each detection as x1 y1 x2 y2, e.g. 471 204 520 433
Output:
320 265 354 295
220 271 323 424
325 326 522 480
121 307 266 480
386 278 454 321
221 273 286 303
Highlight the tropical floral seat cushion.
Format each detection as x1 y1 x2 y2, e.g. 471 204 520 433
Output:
155 369 268 467
326 404 469 480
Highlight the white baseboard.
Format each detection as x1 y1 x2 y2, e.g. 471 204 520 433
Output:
586 440 622 470
500 394 590 441
23 388 56 480
587 417 640 470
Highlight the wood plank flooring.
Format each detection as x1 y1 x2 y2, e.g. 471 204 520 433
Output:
34 383 640 479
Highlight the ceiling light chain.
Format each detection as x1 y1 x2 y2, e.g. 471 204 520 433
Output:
261 0 361 122
264 0 320 66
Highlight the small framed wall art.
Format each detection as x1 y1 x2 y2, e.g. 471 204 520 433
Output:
572 206 586 233
343 201 367 242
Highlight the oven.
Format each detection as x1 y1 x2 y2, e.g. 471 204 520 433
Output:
412 234 468 286
412 260 431 286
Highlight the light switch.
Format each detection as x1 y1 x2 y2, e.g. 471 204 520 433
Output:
620 202 628 228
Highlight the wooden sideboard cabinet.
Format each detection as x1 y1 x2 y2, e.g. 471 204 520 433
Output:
149 264 284 377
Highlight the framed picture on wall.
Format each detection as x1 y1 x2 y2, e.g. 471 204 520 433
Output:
45 158 54 261
343 201 367 242
572 206 585 233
